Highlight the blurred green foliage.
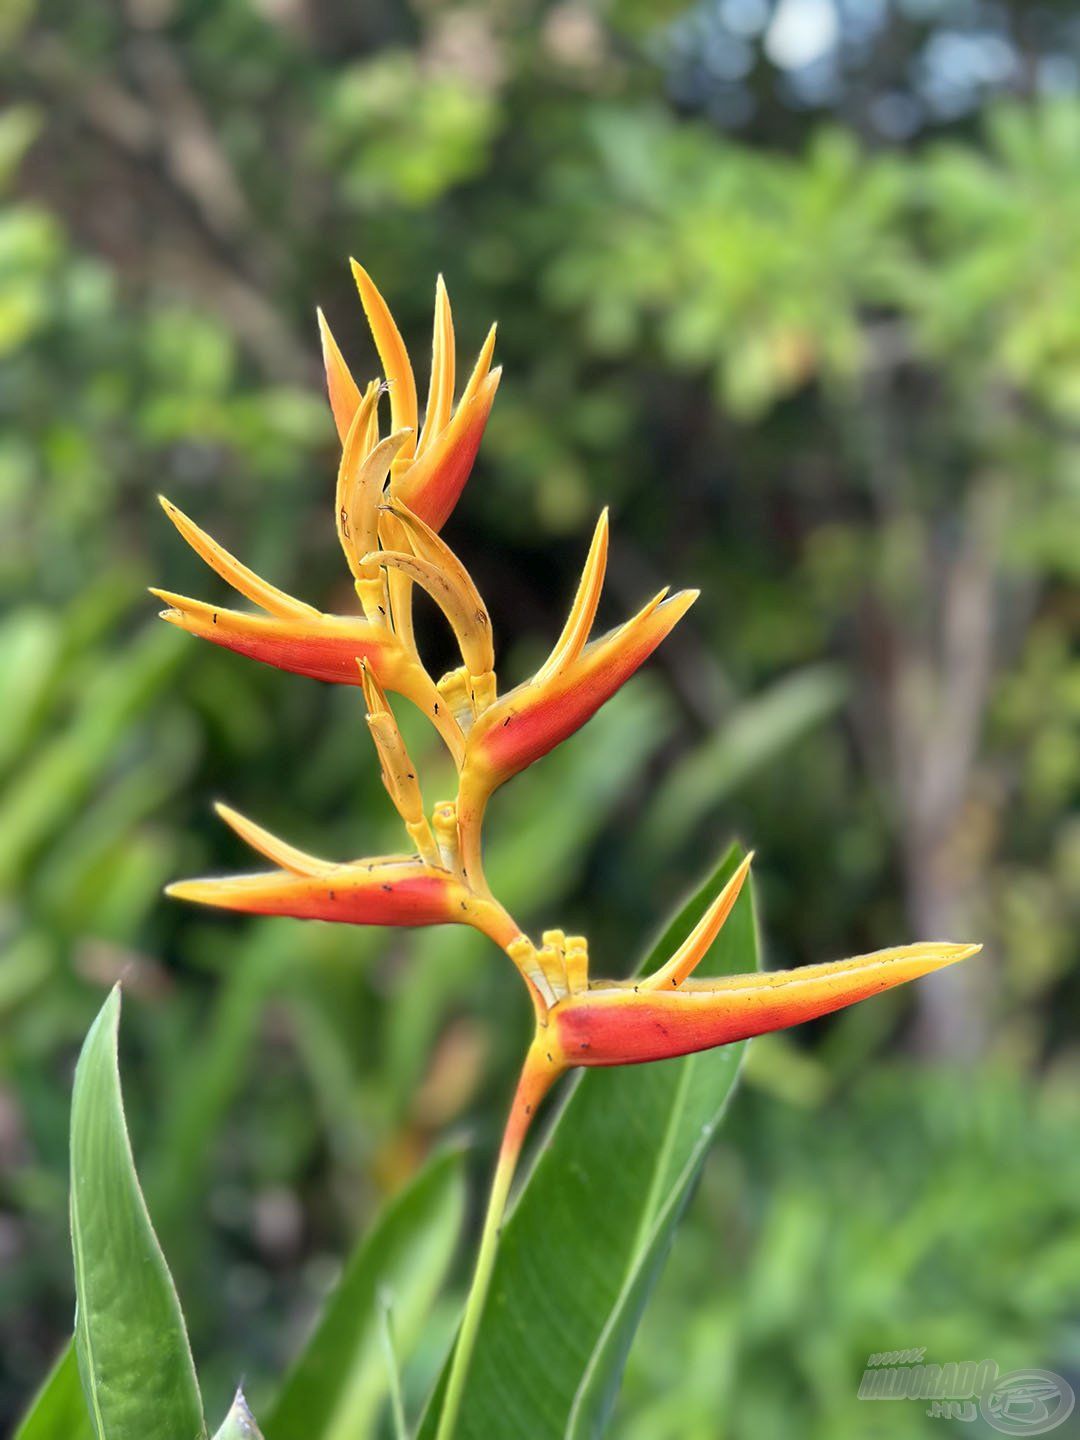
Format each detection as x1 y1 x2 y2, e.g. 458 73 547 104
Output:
2 0 1078 1435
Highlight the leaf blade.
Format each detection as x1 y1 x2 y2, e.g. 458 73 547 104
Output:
70 986 206 1440
421 842 757 1439
265 1146 467 1440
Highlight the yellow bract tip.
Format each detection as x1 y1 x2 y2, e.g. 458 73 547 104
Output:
349 258 418 452
642 851 754 992
537 508 611 683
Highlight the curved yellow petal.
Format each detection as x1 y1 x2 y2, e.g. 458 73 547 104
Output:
535 508 609 683
365 512 495 682
350 259 418 459
158 497 317 620
641 853 754 991
214 802 336 877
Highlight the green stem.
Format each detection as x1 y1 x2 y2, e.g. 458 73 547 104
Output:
435 1041 562 1440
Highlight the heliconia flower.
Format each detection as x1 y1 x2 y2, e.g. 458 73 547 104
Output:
455 507 697 867
151 496 466 765
318 263 501 533
166 802 520 948
434 854 982 1432
151 266 986 1438
503 853 983 1082
550 943 982 1067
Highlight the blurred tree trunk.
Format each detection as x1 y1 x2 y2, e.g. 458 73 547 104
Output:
846 362 1008 1057
894 483 1003 1057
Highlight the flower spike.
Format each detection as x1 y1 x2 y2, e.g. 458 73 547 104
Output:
460 587 698 820
169 805 519 948
393 364 501 532
151 589 465 764
158 269 984 1440
168 855 469 929
316 268 499 533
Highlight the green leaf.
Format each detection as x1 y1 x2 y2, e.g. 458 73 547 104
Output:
266 1146 467 1440
421 842 757 1439
13 1343 92 1440
211 1391 264 1440
70 986 206 1440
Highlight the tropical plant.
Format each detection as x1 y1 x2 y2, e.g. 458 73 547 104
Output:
14 267 981 1439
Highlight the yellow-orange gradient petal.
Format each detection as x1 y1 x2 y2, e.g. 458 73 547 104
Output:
151 591 465 763
167 854 522 948
394 368 501 531
157 498 318 619
465 588 698 790
553 943 982 1066
166 858 467 927
317 307 363 444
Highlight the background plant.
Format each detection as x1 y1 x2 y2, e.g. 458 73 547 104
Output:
2 1 1078 1436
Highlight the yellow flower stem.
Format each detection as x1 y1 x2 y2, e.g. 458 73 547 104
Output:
436 1039 563 1440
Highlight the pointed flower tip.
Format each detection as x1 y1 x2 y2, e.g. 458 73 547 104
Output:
149 586 185 615
934 941 982 963
164 878 213 903
644 585 698 635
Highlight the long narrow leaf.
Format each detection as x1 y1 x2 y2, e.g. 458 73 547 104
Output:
70 986 206 1440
